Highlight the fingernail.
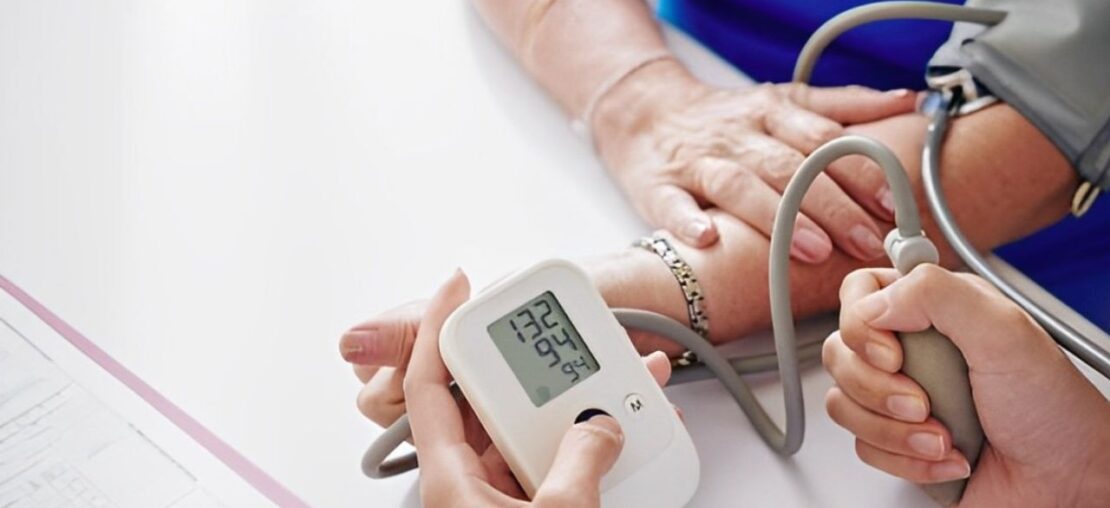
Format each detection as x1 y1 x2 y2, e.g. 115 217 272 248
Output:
848 225 885 259
791 228 832 263
866 341 900 372
930 459 971 480
340 330 374 362
908 432 946 459
681 219 713 245
885 88 912 98
876 185 896 218
855 292 889 323
887 394 928 422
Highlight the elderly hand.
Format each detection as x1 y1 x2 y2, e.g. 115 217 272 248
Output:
824 265 1110 506
591 59 916 260
342 270 675 505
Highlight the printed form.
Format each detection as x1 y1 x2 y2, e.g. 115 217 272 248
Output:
0 284 284 507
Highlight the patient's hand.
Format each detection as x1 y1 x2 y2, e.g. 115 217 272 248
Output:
825 266 1110 506
591 60 916 257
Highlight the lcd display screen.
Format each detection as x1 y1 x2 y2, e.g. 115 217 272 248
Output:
487 291 601 406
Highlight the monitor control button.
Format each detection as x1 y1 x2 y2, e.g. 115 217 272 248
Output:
624 393 645 416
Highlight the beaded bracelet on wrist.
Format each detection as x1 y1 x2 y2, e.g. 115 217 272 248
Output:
633 233 710 340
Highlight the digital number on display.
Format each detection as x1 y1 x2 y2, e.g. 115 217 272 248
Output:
488 291 601 406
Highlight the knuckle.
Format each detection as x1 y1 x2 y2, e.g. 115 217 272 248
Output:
573 423 622 451
821 332 840 368
807 121 842 147
907 264 949 292
837 317 869 352
838 270 869 301
783 82 810 105
824 388 849 426
761 150 803 184
872 418 907 449
400 375 420 399
838 362 875 404
697 158 746 197
994 301 1035 330
854 439 879 466
396 323 418 366
859 160 884 181
752 82 779 102
357 388 394 425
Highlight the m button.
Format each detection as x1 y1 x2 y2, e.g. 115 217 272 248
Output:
624 393 645 417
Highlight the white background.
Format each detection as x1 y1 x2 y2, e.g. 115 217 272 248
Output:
2 2 1107 507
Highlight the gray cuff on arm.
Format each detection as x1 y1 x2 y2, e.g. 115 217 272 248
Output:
928 0 1110 192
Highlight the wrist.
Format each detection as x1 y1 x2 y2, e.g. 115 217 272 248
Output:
583 248 687 323
590 58 703 162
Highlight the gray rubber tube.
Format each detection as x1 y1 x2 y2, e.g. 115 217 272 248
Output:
921 92 1110 379
768 135 931 455
793 1 1006 83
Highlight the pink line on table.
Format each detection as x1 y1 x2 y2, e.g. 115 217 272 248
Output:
0 274 310 508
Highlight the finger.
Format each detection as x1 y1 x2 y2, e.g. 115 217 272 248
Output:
353 364 379 384
838 269 904 372
851 265 1053 371
825 387 953 461
856 440 972 484
339 300 425 367
479 446 526 499
404 269 473 450
826 154 896 222
640 183 718 247
690 157 833 263
643 351 672 387
761 102 896 222
780 83 917 125
357 368 406 427
744 138 886 261
822 332 930 423
533 415 624 508
763 101 843 154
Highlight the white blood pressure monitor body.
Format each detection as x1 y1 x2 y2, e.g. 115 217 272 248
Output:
440 259 700 506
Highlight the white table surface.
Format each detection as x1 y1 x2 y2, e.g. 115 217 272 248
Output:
2 2 1107 507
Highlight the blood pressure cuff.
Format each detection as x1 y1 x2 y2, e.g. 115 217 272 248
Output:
929 0 1110 191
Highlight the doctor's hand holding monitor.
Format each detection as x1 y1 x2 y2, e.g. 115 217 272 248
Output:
825 265 1110 507
347 269 688 507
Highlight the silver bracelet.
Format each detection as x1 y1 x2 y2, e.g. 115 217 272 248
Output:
633 233 710 340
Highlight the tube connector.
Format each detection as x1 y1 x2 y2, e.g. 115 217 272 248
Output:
884 230 940 275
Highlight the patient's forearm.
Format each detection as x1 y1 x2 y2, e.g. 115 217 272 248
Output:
588 106 1077 347
587 211 871 347
470 0 672 120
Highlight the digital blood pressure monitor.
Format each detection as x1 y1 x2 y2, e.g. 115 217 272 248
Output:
439 259 700 506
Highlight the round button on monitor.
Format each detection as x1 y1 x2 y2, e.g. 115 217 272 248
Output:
624 393 645 416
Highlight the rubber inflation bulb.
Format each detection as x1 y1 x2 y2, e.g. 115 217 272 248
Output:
897 328 985 506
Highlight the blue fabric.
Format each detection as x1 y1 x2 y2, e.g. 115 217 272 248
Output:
658 0 963 90
658 0 1110 331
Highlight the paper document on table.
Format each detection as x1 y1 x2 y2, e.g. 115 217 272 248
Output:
0 320 222 506
0 279 297 507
